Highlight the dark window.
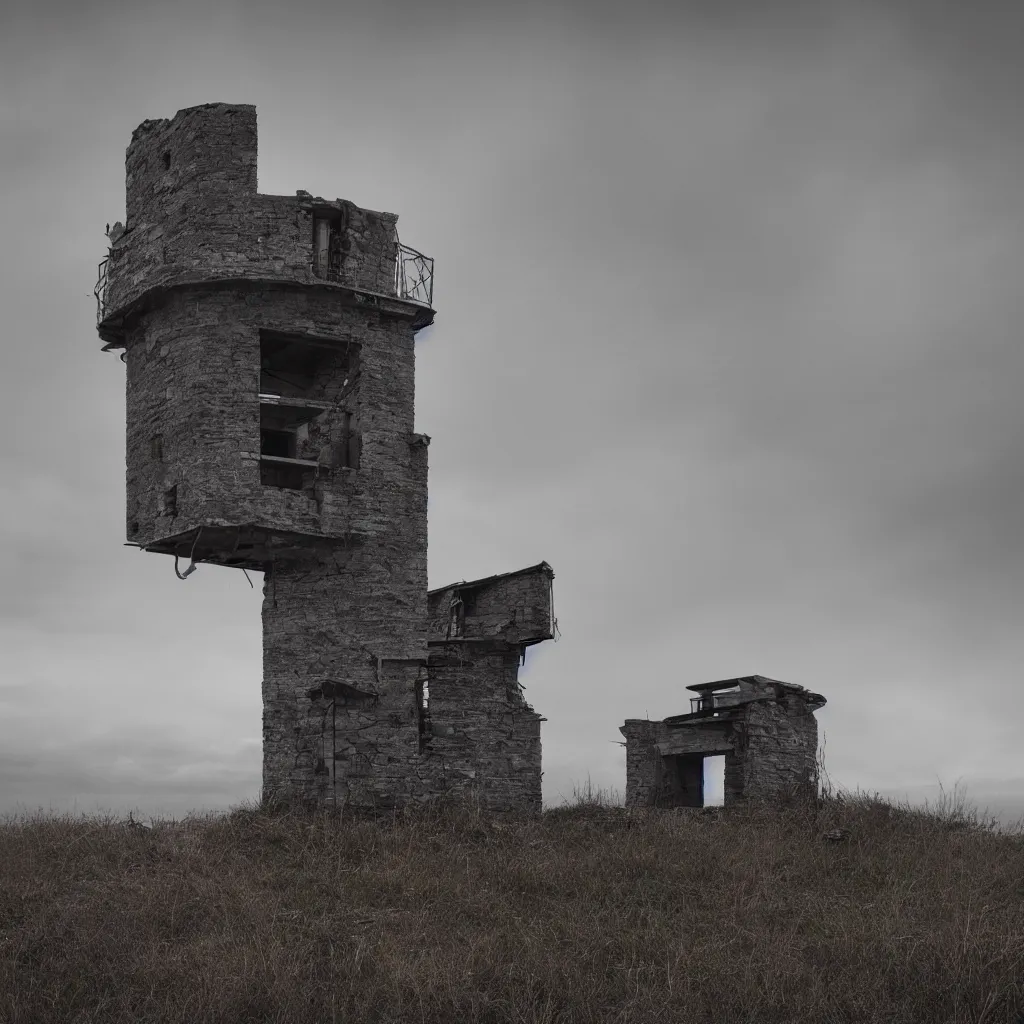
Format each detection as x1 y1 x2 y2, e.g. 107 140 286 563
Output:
260 429 295 459
259 329 355 398
259 428 304 489
162 485 177 517
162 152 171 170
258 330 359 490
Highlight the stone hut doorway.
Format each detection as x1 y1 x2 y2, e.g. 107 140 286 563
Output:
660 753 705 807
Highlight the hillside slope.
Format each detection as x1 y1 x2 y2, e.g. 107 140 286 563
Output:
2 782 1023 1023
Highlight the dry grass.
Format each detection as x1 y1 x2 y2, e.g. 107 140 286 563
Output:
2 766 1024 1023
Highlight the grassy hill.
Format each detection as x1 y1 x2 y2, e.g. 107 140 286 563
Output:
2 773 1023 1024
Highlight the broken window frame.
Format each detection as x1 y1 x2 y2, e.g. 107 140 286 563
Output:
257 330 360 490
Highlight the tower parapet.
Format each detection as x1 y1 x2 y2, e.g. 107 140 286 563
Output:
96 102 431 350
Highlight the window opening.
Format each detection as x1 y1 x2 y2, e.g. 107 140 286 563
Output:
260 429 295 460
162 152 172 170
162 485 177 517
690 685 741 715
448 596 465 638
415 674 430 753
259 330 354 398
312 211 343 281
258 330 360 489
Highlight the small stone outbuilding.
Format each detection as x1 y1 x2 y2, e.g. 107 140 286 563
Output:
620 675 826 808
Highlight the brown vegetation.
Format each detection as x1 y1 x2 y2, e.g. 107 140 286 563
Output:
2 765 1023 1023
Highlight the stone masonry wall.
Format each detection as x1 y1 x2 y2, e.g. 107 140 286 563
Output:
263 559 551 811
620 720 665 807
261 540 429 808
427 567 554 644
125 287 421 549
736 695 820 804
426 643 544 813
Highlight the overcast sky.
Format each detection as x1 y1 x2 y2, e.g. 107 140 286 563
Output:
2 0 1023 829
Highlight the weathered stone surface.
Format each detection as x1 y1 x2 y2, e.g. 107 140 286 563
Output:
427 562 555 645
123 289 420 552
621 675 826 808
99 102 553 814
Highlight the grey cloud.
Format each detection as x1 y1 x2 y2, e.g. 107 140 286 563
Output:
2 0 1022 821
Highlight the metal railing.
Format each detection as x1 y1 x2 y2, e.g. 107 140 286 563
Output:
97 231 435 325
94 256 109 325
395 242 433 307
310 239 434 307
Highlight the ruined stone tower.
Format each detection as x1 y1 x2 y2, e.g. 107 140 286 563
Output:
621 675 826 808
95 102 555 812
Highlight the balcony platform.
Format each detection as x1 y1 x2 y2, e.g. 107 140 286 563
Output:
128 523 362 571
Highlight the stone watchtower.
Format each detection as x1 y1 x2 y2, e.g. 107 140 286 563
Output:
95 103 555 812
621 675 826 808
